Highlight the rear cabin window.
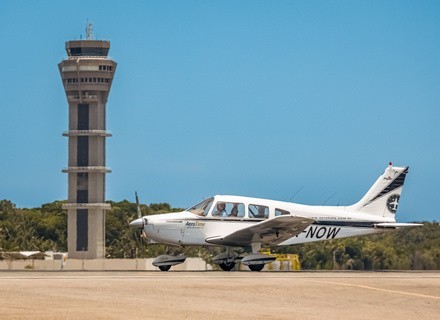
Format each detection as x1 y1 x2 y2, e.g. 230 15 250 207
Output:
212 202 245 218
275 208 290 216
248 204 269 219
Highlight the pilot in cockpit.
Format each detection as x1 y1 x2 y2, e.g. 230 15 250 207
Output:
212 202 227 217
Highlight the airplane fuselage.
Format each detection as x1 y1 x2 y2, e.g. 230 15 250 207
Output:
141 195 390 247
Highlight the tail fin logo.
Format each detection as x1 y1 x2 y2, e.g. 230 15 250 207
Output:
387 194 400 213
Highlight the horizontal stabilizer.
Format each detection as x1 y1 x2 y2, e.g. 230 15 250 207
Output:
375 222 423 228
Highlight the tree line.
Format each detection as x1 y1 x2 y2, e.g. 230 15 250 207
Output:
1 199 439 270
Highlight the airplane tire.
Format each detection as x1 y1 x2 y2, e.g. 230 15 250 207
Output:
219 262 235 271
248 264 264 272
159 265 171 272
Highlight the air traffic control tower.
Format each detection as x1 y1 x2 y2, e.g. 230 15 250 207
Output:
59 24 116 259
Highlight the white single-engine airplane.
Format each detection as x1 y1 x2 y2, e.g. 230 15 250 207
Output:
130 163 421 271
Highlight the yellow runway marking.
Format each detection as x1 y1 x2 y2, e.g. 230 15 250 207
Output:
312 280 440 300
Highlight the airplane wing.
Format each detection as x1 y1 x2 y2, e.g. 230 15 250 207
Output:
205 215 315 247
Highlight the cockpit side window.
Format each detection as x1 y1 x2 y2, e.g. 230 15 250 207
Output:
187 198 213 216
212 202 245 218
275 208 290 216
248 204 269 219
229 203 245 218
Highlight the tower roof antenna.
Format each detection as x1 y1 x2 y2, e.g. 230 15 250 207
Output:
86 20 94 40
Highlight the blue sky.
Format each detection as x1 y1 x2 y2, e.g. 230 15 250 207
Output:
0 1 439 222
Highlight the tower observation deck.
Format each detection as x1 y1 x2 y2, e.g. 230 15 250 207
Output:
59 25 116 259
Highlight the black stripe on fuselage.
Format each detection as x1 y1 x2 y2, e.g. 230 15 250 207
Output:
313 220 375 228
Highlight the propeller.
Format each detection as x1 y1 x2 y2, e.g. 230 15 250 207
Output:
135 191 142 219
131 191 148 244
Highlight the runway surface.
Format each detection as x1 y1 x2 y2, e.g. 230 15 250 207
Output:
0 271 439 320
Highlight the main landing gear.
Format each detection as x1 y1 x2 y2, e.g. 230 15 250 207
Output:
213 243 276 272
152 254 187 272
158 265 171 272
248 264 265 272
219 261 236 271
152 244 275 272
213 250 239 271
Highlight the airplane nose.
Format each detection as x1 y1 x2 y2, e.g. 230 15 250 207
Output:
129 218 144 228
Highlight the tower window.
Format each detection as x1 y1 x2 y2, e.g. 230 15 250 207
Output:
77 173 88 190
99 65 112 71
78 104 89 130
76 209 88 251
77 136 89 166
77 190 88 203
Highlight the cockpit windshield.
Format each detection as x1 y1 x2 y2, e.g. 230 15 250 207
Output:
187 198 214 216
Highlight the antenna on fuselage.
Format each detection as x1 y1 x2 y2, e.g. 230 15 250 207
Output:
322 192 337 205
289 186 304 202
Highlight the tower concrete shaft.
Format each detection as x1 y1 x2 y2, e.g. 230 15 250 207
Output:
59 39 116 259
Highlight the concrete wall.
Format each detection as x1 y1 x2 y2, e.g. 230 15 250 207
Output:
0 258 297 271
0 259 63 271
0 258 209 271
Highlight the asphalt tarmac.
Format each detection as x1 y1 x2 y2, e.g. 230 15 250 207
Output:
0 271 439 320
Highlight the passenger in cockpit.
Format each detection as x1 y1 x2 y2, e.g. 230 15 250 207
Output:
230 203 239 217
212 202 227 217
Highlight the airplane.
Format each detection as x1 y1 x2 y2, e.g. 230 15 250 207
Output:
129 163 422 271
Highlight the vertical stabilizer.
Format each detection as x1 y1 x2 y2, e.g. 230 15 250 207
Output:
349 163 409 219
